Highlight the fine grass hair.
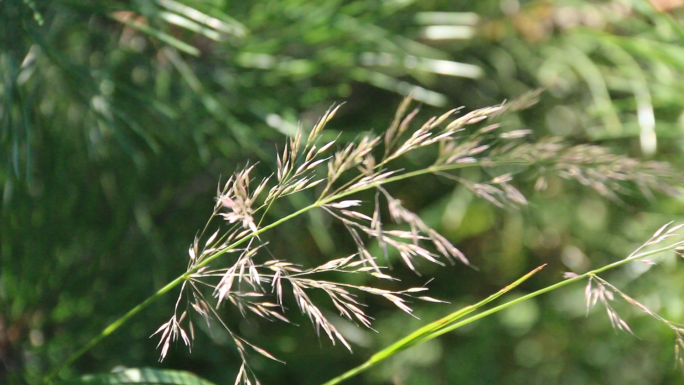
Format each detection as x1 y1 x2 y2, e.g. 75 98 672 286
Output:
49 92 684 385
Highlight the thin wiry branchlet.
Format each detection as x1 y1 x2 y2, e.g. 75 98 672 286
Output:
577 223 684 372
498 139 682 201
384 95 415 155
217 165 263 233
151 312 191 362
585 276 635 335
587 272 684 372
322 189 468 272
153 93 683 384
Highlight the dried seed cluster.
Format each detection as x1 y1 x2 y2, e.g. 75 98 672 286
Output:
577 222 684 372
152 92 682 384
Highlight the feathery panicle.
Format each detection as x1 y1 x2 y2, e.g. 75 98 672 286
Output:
585 276 634 335
578 222 684 372
152 93 683 384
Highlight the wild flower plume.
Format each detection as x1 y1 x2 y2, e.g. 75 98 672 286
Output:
152 92 683 384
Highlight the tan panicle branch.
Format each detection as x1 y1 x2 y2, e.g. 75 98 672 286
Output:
48 92 683 385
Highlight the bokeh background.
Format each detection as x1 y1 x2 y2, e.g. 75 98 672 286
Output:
3 0 684 384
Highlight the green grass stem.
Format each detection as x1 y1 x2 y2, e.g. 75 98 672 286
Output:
321 241 684 385
45 161 487 382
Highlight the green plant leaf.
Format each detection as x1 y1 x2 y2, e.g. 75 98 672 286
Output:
62 368 216 385
320 264 547 385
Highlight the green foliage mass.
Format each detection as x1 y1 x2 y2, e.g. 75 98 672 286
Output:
3 0 684 384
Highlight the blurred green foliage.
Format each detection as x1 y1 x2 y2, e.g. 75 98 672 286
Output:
3 0 684 384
